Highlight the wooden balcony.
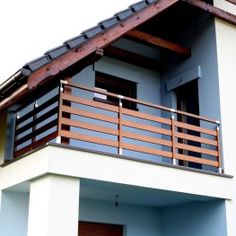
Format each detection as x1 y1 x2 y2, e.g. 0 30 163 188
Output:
13 80 222 173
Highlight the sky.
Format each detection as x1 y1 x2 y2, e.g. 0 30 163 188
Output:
0 0 136 84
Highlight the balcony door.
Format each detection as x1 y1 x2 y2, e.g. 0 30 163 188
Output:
79 221 123 236
175 80 202 169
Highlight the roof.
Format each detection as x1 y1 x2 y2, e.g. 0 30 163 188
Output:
23 0 155 75
0 0 157 101
1 0 236 110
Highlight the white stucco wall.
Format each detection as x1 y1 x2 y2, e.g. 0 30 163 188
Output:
214 1 236 235
27 175 80 236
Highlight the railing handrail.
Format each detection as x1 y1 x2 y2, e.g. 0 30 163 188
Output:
60 80 220 125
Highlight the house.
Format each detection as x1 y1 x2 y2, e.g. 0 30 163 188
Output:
0 0 236 235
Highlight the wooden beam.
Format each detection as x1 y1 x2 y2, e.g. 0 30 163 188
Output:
27 0 179 89
226 0 236 6
125 29 191 56
62 48 104 77
0 84 28 111
0 49 104 111
184 0 236 25
104 45 160 71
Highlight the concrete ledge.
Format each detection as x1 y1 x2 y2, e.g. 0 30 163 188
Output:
0 144 234 200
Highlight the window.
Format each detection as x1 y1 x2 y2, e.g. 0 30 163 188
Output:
95 72 137 110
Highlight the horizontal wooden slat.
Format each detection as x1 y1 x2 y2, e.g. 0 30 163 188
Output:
15 107 58 136
175 121 217 136
15 119 58 146
126 29 191 56
175 153 219 167
123 131 172 147
175 132 217 146
16 94 59 125
61 118 118 136
62 105 118 124
176 143 218 157
65 82 219 124
14 131 57 158
123 143 172 158
60 130 118 147
122 108 171 125
123 120 171 136
61 93 119 112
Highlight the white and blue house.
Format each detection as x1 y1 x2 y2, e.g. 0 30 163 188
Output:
0 0 236 235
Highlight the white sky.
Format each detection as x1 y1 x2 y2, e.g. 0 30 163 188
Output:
0 0 136 84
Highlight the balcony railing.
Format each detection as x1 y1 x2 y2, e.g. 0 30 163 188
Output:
13 80 222 173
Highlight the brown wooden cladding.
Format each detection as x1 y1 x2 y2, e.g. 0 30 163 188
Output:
62 93 119 112
79 221 123 236
59 83 221 170
176 153 219 167
14 91 59 158
13 81 222 172
122 108 171 125
174 120 217 136
15 107 58 136
14 131 57 158
175 132 217 146
122 131 172 147
61 118 118 136
58 83 220 170
60 130 118 147
122 143 173 158
15 95 58 125
62 105 118 124
122 120 172 136
176 143 218 157
15 119 58 146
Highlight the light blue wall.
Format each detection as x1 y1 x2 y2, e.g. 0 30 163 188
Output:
0 192 227 236
161 200 227 236
0 191 29 236
70 56 164 162
79 198 163 236
80 198 227 236
67 15 220 168
161 14 220 120
161 14 220 169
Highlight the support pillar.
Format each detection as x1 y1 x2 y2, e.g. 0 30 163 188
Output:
27 175 80 236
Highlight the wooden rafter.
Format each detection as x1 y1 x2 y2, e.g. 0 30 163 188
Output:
184 0 236 25
104 45 160 71
27 0 179 89
125 29 191 56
